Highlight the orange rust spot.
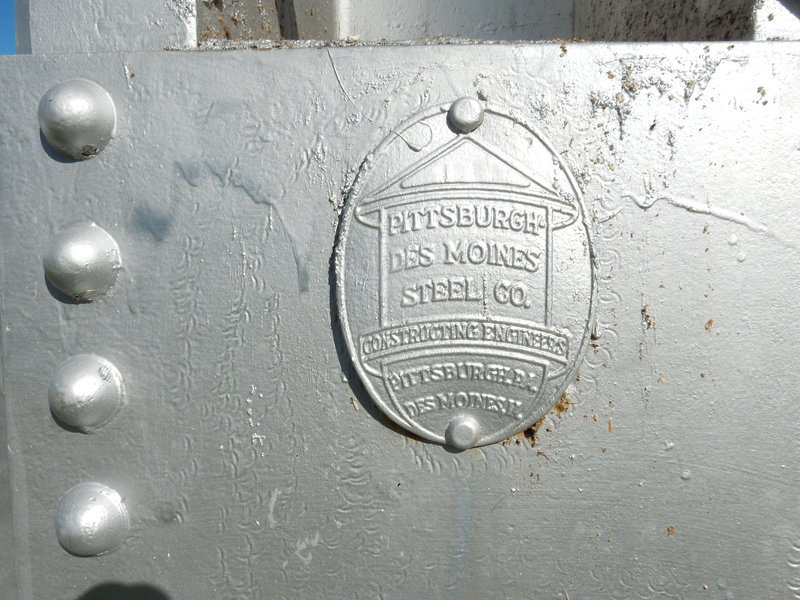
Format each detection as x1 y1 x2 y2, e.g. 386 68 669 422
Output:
524 418 544 446
641 305 654 329
705 318 714 332
503 394 574 447
552 393 571 415
608 419 613 433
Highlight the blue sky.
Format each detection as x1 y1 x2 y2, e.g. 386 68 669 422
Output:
0 0 14 55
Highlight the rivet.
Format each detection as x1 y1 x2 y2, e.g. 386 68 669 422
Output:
447 97 484 134
444 414 481 450
49 354 125 432
55 482 129 557
38 79 116 160
43 223 121 302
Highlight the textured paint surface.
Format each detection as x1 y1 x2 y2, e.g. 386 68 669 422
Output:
337 0 573 41
193 0 794 44
574 0 756 41
754 0 800 40
197 0 573 42
16 0 195 53
0 43 798 599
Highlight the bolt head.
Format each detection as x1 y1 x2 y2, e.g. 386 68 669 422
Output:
55 482 129 557
49 354 125 432
43 223 122 302
447 97 484 134
38 79 116 160
445 414 482 450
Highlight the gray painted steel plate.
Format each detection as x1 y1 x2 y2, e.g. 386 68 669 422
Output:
337 98 594 448
0 42 799 599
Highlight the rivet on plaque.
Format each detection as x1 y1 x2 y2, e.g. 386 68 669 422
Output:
336 97 595 449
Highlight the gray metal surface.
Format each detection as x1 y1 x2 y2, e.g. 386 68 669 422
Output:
574 0 756 41
754 0 800 40
197 0 573 42
0 42 799 599
14 0 196 54
195 0 800 43
197 0 339 42
17 0 800 54
334 0 573 42
197 0 282 43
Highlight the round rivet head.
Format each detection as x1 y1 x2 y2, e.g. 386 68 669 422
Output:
447 97 484 133
56 482 129 556
43 223 121 302
49 354 125 432
445 414 481 450
38 79 116 160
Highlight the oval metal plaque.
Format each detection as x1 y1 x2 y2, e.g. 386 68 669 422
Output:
337 98 595 449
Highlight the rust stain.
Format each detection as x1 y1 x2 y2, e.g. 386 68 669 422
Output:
524 417 545 446
552 393 571 416
666 524 676 536
503 393 571 447
504 414 546 448
641 305 655 329
607 419 613 433
705 318 714 332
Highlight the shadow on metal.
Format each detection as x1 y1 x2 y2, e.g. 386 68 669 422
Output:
44 277 83 305
39 130 79 164
132 204 175 242
49 410 85 434
75 583 171 600
784 0 800 18
275 0 299 39
327 210 430 446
